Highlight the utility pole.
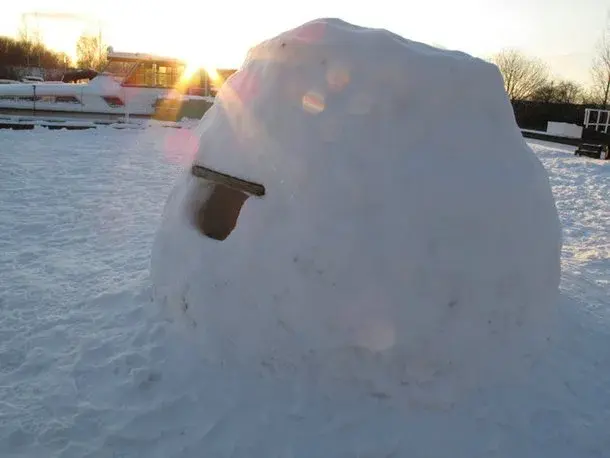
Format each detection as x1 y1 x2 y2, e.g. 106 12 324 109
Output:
98 21 102 70
36 12 41 68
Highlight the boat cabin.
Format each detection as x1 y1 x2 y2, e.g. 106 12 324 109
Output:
101 51 233 96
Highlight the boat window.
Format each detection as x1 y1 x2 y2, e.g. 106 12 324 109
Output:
0 95 80 103
102 96 124 107
156 64 185 88
123 62 186 88
101 60 137 82
56 96 80 104
0 95 37 102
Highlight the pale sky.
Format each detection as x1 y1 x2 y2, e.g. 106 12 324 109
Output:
0 0 606 85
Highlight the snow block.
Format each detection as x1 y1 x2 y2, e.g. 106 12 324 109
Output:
151 18 562 399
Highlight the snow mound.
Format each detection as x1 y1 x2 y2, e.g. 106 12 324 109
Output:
151 18 562 401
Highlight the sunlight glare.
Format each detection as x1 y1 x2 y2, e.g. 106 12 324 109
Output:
205 67 220 83
176 55 225 96
180 53 222 82
178 62 198 86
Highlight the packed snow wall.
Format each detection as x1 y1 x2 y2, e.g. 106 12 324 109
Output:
151 18 562 399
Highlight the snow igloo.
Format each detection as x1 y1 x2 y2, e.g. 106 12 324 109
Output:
151 18 562 398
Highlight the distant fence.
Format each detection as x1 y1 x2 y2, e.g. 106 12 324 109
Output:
510 100 606 131
512 100 610 144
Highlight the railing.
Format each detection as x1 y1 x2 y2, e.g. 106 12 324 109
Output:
583 108 610 133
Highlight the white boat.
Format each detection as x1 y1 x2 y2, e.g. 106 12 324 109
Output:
0 51 224 122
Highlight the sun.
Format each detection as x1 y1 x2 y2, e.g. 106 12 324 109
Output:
204 66 220 82
179 59 224 90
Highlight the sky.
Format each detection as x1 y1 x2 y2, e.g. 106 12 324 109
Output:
0 0 607 85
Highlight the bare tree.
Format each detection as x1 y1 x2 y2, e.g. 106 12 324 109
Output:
531 80 583 104
590 17 610 108
530 82 556 103
555 81 583 104
582 88 602 105
490 49 549 101
76 33 107 71
17 19 30 45
16 17 42 66
56 52 72 69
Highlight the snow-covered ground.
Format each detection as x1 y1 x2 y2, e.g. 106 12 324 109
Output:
0 127 608 457
529 140 609 314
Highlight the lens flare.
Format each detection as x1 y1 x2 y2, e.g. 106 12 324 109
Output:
302 91 325 114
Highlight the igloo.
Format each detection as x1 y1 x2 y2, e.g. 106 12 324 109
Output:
151 18 561 408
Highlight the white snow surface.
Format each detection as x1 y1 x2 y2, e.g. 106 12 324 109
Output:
151 18 562 408
0 125 609 457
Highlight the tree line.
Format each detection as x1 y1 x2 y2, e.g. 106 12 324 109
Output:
0 31 108 77
490 48 606 106
488 17 610 107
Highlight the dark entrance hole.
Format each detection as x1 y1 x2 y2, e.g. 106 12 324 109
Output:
190 164 265 241
194 184 249 241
